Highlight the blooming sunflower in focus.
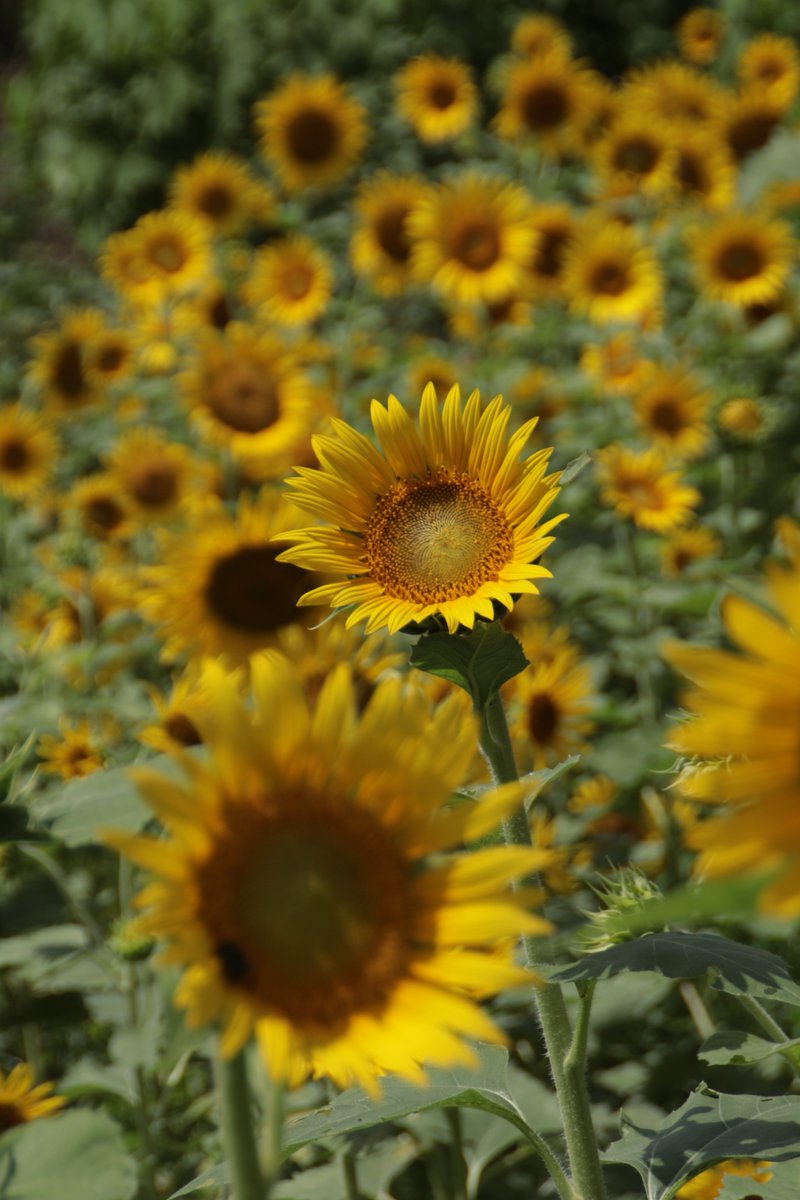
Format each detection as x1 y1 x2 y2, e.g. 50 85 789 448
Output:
244 235 333 327
169 150 272 237
0 404 57 501
409 173 536 306
28 310 103 413
634 366 711 459
511 14 572 60
676 8 724 66
0 1064 65 1132
254 73 367 192
665 519 800 914
495 54 592 155
562 220 663 326
105 653 551 1092
688 211 793 307
596 444 700 532
277 385 565 635
394 55 478 143
676 1160 772 1199
350 172 429 297
738 34 800 110
140 493 316 666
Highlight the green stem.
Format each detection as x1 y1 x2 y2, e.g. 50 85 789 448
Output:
444 1109 468 1200
259 1077 286 1192
738 992 793 1045
477 688 607 1200
340 1148 360 1200
618 523 657 725
217 1050 266 1200
564 983 596 1077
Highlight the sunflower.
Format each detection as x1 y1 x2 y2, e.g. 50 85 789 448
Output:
138 669 213 754
580 333 653 395
254 73 367 193
596 444 700 532
105 653 551 1091
139 493 317 666
660 525 721 576
717 396 763 438
510 13 572 60
670 127 735 210
181 322 312 477
738 34 800 110
105 429 206 522
27 310 103 413
128 308 185 376
277 384 565 636
569 774 618 814
350 172 429 297
688 210 793 307
494 53 593 154
634 366 711 459
525 203 577 298
570 75 619 157
447 288 534 340
84 324 134 385
621 62 724 128
175 281 235 334
244 235 333 327
394 55 478 143
37 718 105 779
130 209 212 299
0 1064 65 1132
593 117 676 197
98 229 157 307
169 150 272 236
506 631 594 769
68 473 133 540
409 173 536 307
0 404 57 501
675 1160 772 1199
714 90 783 163
561 220 663 326
276 620 404 707
676 8 724 66
406 356 461 403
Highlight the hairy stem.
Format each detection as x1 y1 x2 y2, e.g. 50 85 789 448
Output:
217 1050 266 1200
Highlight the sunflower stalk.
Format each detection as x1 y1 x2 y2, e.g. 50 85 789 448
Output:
477 685 607 1200
217 1049 266 1200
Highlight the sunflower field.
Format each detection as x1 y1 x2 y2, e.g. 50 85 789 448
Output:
3 4 800 1199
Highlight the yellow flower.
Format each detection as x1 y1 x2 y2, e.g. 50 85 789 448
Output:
84 323 134 385
408 172 536 306
130 209 212 299
275 620 404 705
660 525 721 576
244 235 333 327
569 775 618 813
138 669 212 754
621 62 724 128
634 366 711 459
68 473 133 540
0 404 57 501
98 229 157 307
494 53 593 154
738 34 800 110
394 55 478 143
254 73 367 193
105 653 551 1093
28 310 103 413
447 289 534 339
139 493 316 667
525 203 578 299
0 1064 65 1132
717 396 763 438
676 1159 772 1199
596 444 700 532
713 90 783 163
688 210 793 307
593 117 677 197
37 719 106 779
669 127 735 211
350 172 430 297
580 333 653 395
169 150 273 236
104 429 207 523
505 624 594 769
665 518 800 914
570 75 619 156
277 384 565 636
676 8 724 66
407 356 461 402
511 14 572 60
174 281 234 335
561 220 663 326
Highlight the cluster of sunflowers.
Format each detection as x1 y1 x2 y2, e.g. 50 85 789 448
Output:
2 7 800 1199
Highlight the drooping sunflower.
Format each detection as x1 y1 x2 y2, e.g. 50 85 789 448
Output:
580 333 653 396
408 173 536 307
244 235 333 327
665 518 800 914
676 1160 773 1200
169 150 272 237
494 53 593 155
37 718 105 779
350 172 429 297
660 524 721 576
68 473 133 541
505 623 594 769
670 127 735 210
525 203 578 299
105 654 550 1092
713 90 783 163
394 55 478 143
676 8 724 66
27 310 103 413
181 322 312 477
104 429 207 523
593 117 677 197
687 210 793 307
277 384 565 636
139 493 317 666
0 1064 65 1132
737 33 800 110
561 220 663 326
633 366 711 459
510 13 572 60
596 444 700 532
254 73 367 193
130 209 212 298
0 404 57 501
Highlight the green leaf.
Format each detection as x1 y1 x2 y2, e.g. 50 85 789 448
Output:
558 450 592 486
549 932 800 1007
0 1109 137 1200
409 623 528 706
166 1165 227 1198
603 1089 800 1200
699 1030 800 1068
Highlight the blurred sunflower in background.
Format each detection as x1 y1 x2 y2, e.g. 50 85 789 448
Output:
495 53 592 154
350 172 429 297
37 719 106 779
511 13 572 60
596 444 700 531
737 33 800 109
0 1065 65 1131
593 117 676 197
506 623 594 768
0 404 57 501
130 209 211 298
676 8 724 66
104 429 206 523
525 203 577 299
28 310 103 413
67 473 132 541
669 127 735 210
714 90 783 162
393 55 478 143
633 366 711 459
169 150 272 236
244 235 333 327
688 211 793 307
660 525 721 576
562 220 663 325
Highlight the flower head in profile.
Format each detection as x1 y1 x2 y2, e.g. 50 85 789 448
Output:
277 384 565 635
106 654 550 1093
0 1064 65 1132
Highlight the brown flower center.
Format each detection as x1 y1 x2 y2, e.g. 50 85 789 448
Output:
589 260 630 296
53 341 87 401
204 546 306 634
147 235 188 274
452 221 501 272
198 183 235 219
533 227 569 279
207 363 280 433
208 293 232 329
614 138 659 176
521 82 569 132
364 469 513 605
86 495 125 532
129 462 179 508
428 79 457 110
0 1104 25 1132
95 342 127 374
727 112 779 162
164 712 203 746
717 240 764 282
375 203 412 263
527 692 560 745
676 151 707 195
649 400 684 435
282 265 313 300
286 108 339 165
0 437 30 473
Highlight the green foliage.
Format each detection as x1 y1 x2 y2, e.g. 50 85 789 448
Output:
410 623 528 706
0 1109 137 1200
699 1030 800 1068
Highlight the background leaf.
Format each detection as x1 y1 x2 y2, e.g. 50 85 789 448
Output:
409 624 528 706
0 1109 137 1200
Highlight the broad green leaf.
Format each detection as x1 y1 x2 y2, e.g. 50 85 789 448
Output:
699 1030 800 1068
409 624 528 706
166 1165 227 1198
549 932 800 1007
603 1089 800 1200
0 1109 137 1200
